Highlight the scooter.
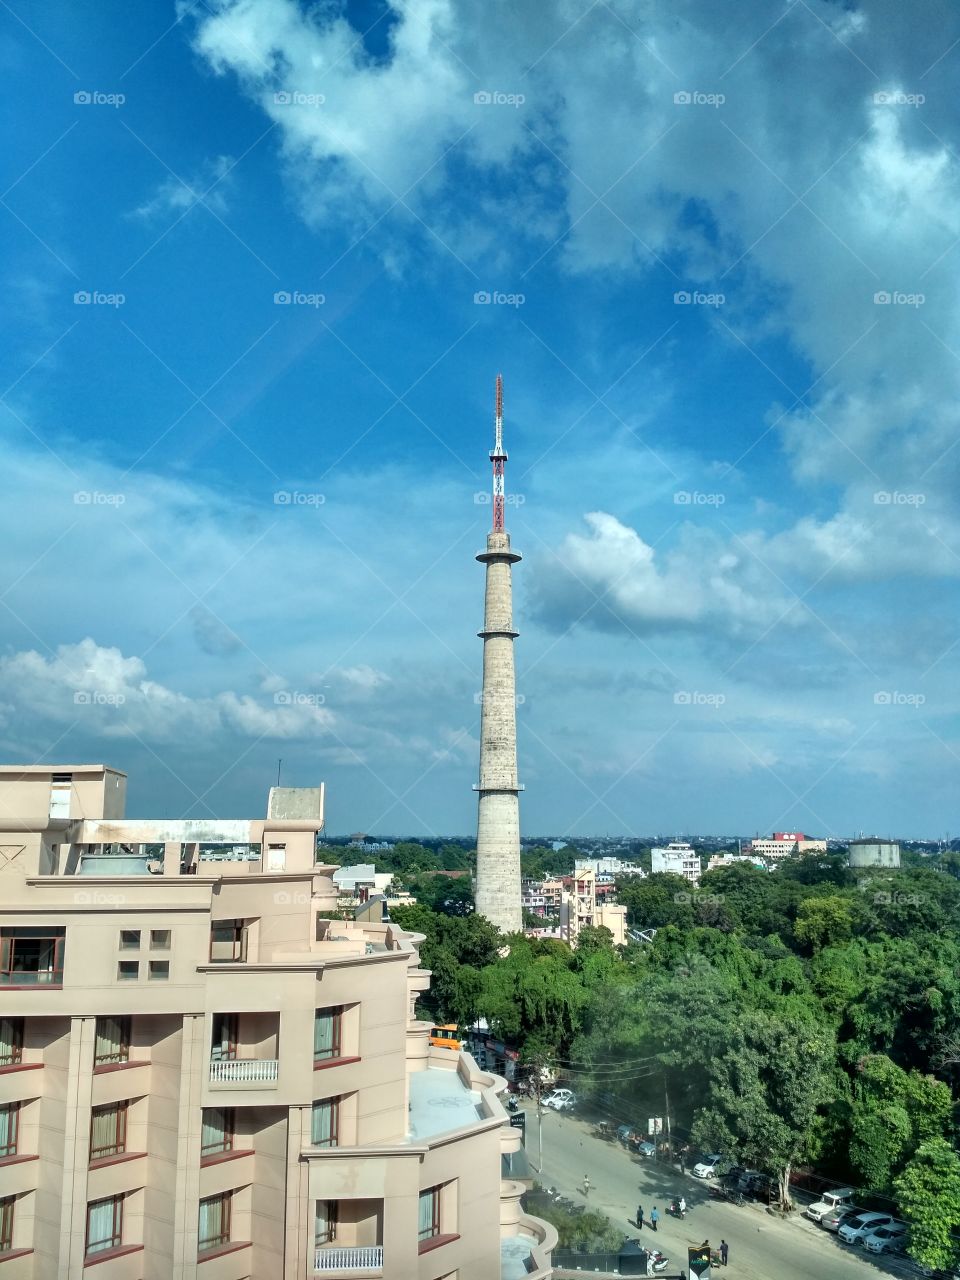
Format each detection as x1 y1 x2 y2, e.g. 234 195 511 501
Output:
505 1095 519 1113
667 1199 687 1219
646 1248 670 1274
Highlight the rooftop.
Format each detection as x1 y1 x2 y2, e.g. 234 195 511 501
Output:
407 1066 483 1141
500 1235 535 1280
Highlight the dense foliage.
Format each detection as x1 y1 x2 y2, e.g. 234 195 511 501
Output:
393 856 960 1267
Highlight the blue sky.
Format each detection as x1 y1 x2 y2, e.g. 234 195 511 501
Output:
2 0 960 837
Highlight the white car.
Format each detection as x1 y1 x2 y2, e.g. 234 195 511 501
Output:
692 1153 723 1178
863 1223 907 1255
838 1211 893 1245
542 1088 576 1111
805 1187 855 1223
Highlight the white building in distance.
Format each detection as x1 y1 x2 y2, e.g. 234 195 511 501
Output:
651 842 701 884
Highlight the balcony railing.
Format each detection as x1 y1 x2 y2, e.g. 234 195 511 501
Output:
209 1058 279 1085
314 1246 384 1273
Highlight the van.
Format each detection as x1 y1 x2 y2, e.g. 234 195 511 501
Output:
805 1187 855 1223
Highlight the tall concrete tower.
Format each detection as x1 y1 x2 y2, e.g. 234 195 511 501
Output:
474 374 523 933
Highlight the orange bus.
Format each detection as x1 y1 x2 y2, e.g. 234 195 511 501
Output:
429 1024 462 1051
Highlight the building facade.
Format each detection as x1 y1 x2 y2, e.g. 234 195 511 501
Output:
746 833 827 859
557 869 626 947
0 764 554 1280
650 842 701 884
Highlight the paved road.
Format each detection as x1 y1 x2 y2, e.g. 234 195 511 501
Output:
526 1103 911 1280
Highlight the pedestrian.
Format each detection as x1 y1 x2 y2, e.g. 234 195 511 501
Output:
679 1195 686 1219
636 1204 644 1229
679 1151 685 1175
649 1206 659 1232
582 1174 591 1199
720 1239 729 1267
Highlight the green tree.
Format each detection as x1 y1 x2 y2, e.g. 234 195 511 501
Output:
794 896 855 953
848 1054 953 1190
894 1139 960 1271
691 1010 834 1204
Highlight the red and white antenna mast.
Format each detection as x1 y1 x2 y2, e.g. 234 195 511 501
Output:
490 373 507 532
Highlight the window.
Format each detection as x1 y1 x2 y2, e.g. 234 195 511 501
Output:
0 927 65 985
94 1016 130 1066
0 1019 22 1067
90 1102 127 1160
119 930 140 950
210 922 247 963
315 1200 337 1247
0 1197 12 1253
311 1097 339 1148
198 1193 231 1252
0 1105 18 1159
314 1007 343 1062
117 960 139 981
200 1108 234 1158
210 1013 237 1061
150 930 170 950
418 1187 441 1243
49 773 72 819
85 1195 122 1256
148 960 169 981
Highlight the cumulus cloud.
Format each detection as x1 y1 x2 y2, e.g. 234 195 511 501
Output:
0 639 334 741
532 511 805 637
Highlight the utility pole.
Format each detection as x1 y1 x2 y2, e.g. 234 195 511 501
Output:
664 1076 673 1164
277 758 282 787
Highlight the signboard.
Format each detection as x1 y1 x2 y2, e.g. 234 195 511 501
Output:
509 1113 526 1139
688 1243 711 1279
648 1116 663 1135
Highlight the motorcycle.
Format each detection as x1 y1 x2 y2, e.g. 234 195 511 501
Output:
646 1248 669 1274
667 1199 688 1219
710 1182 744 1207
505 1095 519 1113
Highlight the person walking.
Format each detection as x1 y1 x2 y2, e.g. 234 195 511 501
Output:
679 1151 686 1175
649 1206 659 1232
636 1205 644 1229
720 1239 729 1267
582 1174 591 1199
679 1195 687 1219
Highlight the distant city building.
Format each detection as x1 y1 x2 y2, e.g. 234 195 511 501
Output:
541 877 564 914
747 832 827 858
521 880 548 918
706 852 766 872
558 868 627 946
848 839 901 868
651 841 702 884
574 857 645 881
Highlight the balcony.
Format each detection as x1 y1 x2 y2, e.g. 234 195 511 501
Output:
209 1058 279 1086
314 1246 383 1273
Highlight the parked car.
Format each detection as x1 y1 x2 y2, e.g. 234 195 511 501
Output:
822 1206 862 1233
617 1124 635 1145
692 1154 724 1178
863 1223 907 1255
542 1088 576 1112
633 1138 656 1158
838 1212 893 1245
806 1187 856 1224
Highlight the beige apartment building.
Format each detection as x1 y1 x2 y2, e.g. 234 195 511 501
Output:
558 869 626 948
0 764 554 1280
